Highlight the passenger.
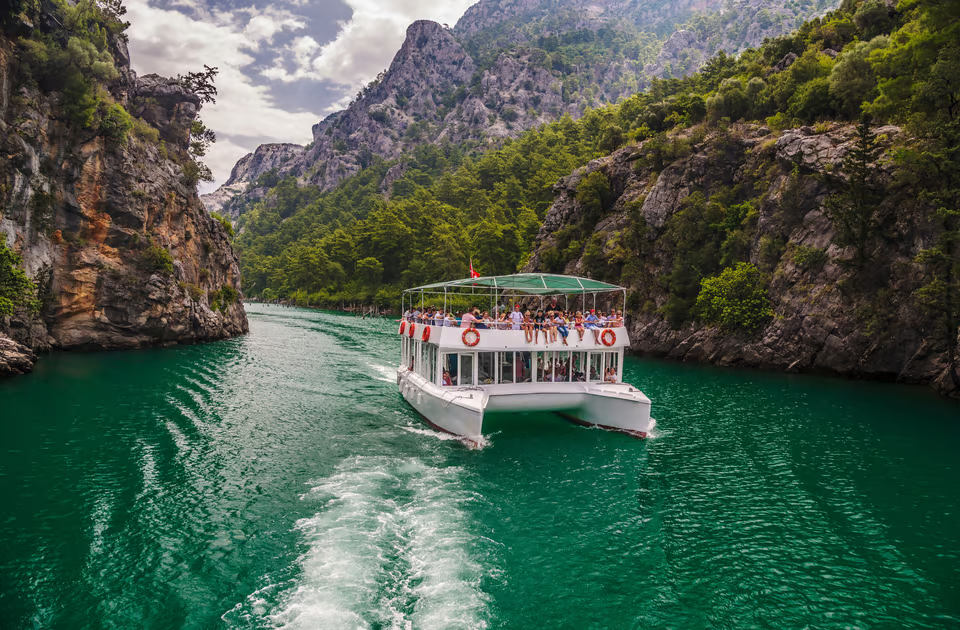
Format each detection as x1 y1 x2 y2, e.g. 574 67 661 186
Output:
445 312 456 327
497 311 508 330
460 308 477 328
473 309 488 329
442 370 453 386
509 303 524 331
555 311 569 346
574 311 585 340
403 308 411 321
522 310 534 343
533 309 546 344
584 309 601 343
597 311 608 329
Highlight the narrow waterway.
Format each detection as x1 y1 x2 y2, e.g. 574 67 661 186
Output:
1 304 958 629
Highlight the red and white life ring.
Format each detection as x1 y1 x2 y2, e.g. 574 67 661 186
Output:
399 321 406 335
600 329 616 346
422 326 431 342
462 328 480 347
408 323 416 337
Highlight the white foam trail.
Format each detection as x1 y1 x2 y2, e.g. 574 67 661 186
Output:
369 363 397 383
400 425 491 450
259 456 495 629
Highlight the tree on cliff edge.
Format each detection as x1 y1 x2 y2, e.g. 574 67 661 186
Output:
825 115 883 268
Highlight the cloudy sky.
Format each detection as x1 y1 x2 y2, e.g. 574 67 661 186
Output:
127 0 476 192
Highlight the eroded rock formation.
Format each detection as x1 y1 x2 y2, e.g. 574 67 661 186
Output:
0 26 248 366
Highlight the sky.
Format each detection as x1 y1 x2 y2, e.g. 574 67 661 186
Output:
127 0 476 193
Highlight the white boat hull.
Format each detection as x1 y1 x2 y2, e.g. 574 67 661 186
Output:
397 368 653 443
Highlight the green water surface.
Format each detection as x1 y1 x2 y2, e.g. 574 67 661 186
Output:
1 304 958 629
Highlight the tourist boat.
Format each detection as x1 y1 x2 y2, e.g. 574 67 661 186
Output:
396 273 653 445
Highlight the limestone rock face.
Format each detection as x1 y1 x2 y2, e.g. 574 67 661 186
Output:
0 334 35 377
526 123 958 399
201 143 303 217
0 25 248 362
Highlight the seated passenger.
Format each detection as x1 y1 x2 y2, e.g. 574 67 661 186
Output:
522 311 534 343
555 311 569 346
533 309 546 344
584 310 601 343
442 370 453 386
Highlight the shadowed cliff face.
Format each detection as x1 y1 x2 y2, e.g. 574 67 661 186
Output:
0 27 248 361
526 123 959 399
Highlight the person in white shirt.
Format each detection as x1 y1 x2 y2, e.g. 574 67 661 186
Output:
508 304 523 330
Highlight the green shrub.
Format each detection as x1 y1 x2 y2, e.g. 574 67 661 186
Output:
208 284 238 313
696 262 773 331
131 117 160 144
210 212 234 237
99 102 133 143
142 245 174 274
179 281 204 302
792 244 828 268
62 74 99 127
182 160 213 185
0 243 39 315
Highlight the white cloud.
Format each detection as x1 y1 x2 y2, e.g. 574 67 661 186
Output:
127 3 318 191
264 0 475 97
127 0 476 190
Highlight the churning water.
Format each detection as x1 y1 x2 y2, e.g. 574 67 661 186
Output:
1 304 958 628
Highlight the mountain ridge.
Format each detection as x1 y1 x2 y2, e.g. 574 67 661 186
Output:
202 0 837 218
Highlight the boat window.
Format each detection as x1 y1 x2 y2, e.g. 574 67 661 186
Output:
570 352 585 382
478 352 495 385
428 345 437 383
459 353 474 386
605 351 619 382
589 352 603 382
500 352 514 384
441 353 457 386
540 351 559 382
517 351 532 383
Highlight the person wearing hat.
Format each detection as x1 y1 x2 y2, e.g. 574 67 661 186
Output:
584 309 600 343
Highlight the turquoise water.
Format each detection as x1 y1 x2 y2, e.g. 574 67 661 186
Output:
1 304 958 629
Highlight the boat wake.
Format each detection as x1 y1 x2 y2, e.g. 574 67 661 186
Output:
400 424 493 450
224 456 498 629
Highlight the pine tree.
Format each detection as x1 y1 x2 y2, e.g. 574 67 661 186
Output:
825 115 883 268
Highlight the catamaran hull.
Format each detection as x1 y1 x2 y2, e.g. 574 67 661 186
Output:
397 368 653 441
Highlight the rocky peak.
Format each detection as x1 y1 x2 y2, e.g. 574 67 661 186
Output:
225 144 303 187
455 0 542 35
201 143 303 217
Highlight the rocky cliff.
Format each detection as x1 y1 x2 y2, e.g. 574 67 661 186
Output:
526 123 959 398
200 143 302 218
0 12 248 373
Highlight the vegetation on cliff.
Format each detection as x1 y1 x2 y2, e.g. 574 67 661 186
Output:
237 0 957 324
0 243 39 316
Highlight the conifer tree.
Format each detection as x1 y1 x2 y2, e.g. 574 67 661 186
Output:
825 115 883 268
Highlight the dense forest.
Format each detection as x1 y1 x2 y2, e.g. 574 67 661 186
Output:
234 0 959 331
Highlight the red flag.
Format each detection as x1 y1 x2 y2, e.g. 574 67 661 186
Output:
469 258 480 279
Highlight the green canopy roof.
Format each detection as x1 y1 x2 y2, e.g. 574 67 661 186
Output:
406 273 624 295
